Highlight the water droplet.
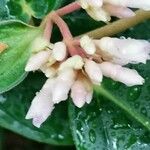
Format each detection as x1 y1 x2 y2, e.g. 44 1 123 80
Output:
89 129 96 143
127 87 141 101
0 95 6 103
58 134 64 140
140 107 147 116
134 102 140 109
145 121 149 125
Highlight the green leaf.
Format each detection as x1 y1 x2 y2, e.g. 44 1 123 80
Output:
69 21 150 150
0 72 73 145
5 0 65 23
0 20 42 93
0 0 10 20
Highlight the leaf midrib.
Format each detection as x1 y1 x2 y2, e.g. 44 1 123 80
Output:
94 85 150 131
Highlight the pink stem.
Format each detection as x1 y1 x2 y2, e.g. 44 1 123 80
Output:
51 12 73 40
43 19 53 41
57 2 81 16
72 39 81 46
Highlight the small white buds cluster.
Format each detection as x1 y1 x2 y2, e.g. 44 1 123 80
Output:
78 0 150 22
25 35 150 127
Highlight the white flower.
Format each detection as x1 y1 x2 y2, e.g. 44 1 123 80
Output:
79 0 150 21
99 62 144 86
103 4 135 19
86 7 111 22
25 35 149 127
25 78 55 128
71 77 93 107
40 65 56 78
104 0 150 11
84 59 103 85
25 50 51 71
59 55 84 71
79 0 103 9
52 69 76 103
80 35 96 54
95 37 150 65
52 42 67 61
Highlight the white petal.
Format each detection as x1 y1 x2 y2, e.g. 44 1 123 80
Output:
103 4 135 18
40 65 56 78
96 37 150 65
104 0 150 10
25 50 51 71
71 80 87 108
85 90 93 104
79 0 103 9
84 59 103 85
80 35 96 55
99 62 144 86
79 0 89 9
25 78 55 127
59 55 84 71
87 0 103 8
52 80 71 103
87 7 111 22
52 42 67 61
52 69 76 104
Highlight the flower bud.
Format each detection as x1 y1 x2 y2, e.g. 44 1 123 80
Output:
52 69 76 104
71 80 87 108
96 37 150 65
25 50 51 71
52 42 67 61
84 59 103 85
99 62 144 86
59 55 84 71
40 65 56 78
87 7 111 22
25 78 55 128
103 4 135 18
80 35 96 55
104 0 150 11
86 0 103 8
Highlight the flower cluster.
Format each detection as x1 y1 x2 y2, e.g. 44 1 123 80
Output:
24 0 150 127
25 35 150 127
79 0 150 22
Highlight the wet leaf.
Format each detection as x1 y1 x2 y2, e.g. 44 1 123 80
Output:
0 72 73 145
69 21 150 150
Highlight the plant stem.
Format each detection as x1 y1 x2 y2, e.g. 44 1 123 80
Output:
43 19 53 41
51 12 73 40
56 2 81 16
80 10 150 38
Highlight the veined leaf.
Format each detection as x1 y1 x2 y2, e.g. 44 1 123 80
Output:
0 20 42 93
0 72 73 145
5 0 65 23
69 21 150 150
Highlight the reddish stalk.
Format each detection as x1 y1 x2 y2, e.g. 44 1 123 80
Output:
43 19 53 41
56 2 81 16
51 12 73 40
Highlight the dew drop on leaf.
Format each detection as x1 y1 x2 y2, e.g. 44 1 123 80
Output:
127 86 142 101
140 107 148 116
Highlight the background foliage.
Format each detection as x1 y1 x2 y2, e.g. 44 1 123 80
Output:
0 0 150 150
